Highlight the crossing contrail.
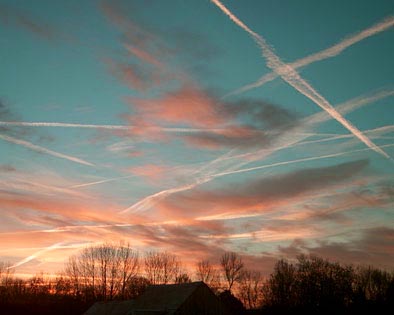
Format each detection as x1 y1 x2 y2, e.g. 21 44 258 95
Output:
211 0 390 159
0 134 94 166
227 16 394 97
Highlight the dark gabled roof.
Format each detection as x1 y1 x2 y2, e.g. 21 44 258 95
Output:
84 300 135 315
83 282 213 315
132 281 206 313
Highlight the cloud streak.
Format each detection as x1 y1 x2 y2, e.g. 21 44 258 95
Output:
211 0 390 159
0 121 224 133
121 141 393 215
0 134 94 166
214 143 394 178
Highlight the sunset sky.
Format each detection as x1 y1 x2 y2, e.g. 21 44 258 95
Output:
1 0 393 277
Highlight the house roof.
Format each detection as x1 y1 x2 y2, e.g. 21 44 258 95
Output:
84 282 211 315
84 300 135 315
132 281 206 313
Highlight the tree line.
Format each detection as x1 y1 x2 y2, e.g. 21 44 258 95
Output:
1 244 393 314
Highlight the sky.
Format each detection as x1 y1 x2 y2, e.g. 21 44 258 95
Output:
0 0 393 277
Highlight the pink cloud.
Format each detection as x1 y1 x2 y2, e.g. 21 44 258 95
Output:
128 164 169 182
125 84 228 128
125 44 164 68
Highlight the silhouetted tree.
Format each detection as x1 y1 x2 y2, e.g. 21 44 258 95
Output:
263 259 297 309
144 251 180 284
354 266 393 303
295 255 354 311
124 276 150 299
195 259 222 292
196 259 214 283
175 273 192 284
238 269 263 309
64 242 139 301
220 252 244 291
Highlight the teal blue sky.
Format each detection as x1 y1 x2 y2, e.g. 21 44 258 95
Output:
0 0 393 276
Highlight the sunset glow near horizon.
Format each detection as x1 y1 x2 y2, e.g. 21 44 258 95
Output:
0 0 393 277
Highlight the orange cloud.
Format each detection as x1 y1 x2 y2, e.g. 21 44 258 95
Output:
128 164 169 182
125 44 164 68
125 84 228 128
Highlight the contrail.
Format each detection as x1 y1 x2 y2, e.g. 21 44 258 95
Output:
307 89 394 125
119 178 210 214
120 87 393 215
0 121 131 129
211 0 390 159
0 121 224 133
227 16 394 96
7 242 64 269
0 121 346 137
70 174 137 188
195 89 394 198
0 134 94 166
120 140 394 215
230 89 394 163
213 143 394 178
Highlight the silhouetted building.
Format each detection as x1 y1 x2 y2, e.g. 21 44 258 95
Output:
84 281 231 315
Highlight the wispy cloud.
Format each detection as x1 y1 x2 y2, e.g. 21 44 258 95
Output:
276 227 394 269
211 0 390 159
120 140 392 215
0 4 60 40
152 159 370 221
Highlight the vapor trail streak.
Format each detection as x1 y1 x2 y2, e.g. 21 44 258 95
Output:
211 0 389 159
7 242 64 269
212 89 391 171
0 121 130 129
120 141 394 215
306 89 394 125
213 143 394 178
70 174 137 188
119 178 210 214
227 16 394 96
0 121 224 133
0 134 94 166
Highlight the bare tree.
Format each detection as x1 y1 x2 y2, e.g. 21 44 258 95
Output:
65 255 80 296
117 243 139 298
195 259 222 292
144 251 180 284
238 269 264 309
0 261 14 287
175 273 192 284
196 259 213 283
64 242 140 300
220 252 244 291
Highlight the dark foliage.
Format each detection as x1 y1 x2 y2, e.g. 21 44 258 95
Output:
261 255 394 315
1 252 393 315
